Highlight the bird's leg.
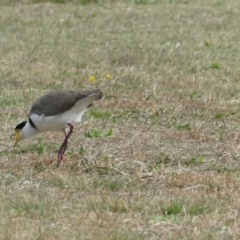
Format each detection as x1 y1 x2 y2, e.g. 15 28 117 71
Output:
57 123 74 167
61 130 68 155
57 130 68 158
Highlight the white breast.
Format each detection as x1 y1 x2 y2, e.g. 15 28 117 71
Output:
31 99 89 132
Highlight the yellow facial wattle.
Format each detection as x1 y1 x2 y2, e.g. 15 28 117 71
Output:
14 130 22 147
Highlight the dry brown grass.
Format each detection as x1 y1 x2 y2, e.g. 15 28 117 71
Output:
1 0 240 239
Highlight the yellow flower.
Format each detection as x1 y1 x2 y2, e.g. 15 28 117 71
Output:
88 75 96 83
105 74 113 80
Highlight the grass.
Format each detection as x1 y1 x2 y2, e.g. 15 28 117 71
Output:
1 0 240 239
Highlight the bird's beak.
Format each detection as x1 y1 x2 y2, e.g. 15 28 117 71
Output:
14 130 21 147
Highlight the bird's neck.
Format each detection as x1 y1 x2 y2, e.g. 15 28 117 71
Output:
21 121 40 139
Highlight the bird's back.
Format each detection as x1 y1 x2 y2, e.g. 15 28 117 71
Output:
30 89 103 117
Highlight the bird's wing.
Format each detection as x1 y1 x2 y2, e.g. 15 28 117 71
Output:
30 89 103 117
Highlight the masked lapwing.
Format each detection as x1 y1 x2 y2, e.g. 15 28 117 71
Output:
14 89 103 167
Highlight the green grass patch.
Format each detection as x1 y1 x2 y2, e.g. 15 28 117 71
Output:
85 129 101 138
85 129 113 138
176 123 191 131
0 96 16 106
185 155 204 166
209 62 220 69
160 200 183 216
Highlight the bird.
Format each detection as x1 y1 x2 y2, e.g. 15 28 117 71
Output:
14 89 103 167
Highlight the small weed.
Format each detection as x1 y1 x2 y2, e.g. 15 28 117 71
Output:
85 129 113 138
207 181 221 192
90 111 111 120
155 153 172 164
90 111 117 123
36 145 44 155
209 62 220 69
204 41 211 47
104 95 115 100
215 112 234 119
160 200 183 216
185 155 204 166
218 132 223 141
105 129 113 137
85 129 100 138
190 91 201 99
176 123 191 131
78 146 84 155
215 113 225 119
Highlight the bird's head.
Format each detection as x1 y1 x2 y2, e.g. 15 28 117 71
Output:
14 121 27 147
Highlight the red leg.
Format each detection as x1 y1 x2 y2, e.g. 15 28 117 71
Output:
57 123 74 167
61 129 68 154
